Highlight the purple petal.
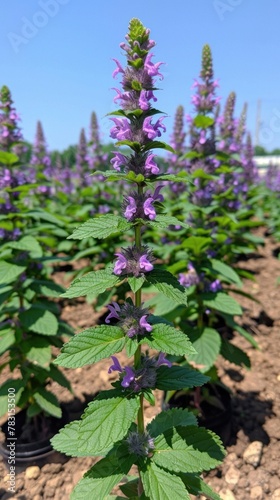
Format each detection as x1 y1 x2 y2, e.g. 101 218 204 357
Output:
121 366 135 388
139 315 152 332
108 355 122 374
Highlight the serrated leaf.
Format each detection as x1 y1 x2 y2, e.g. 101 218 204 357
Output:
146 269 188 305
144 324 196 356
201 292 242 315
52 395 140 457
0 261 26 285
61 270 120 299
127 275 145 293
55 326 125 368
187 328 221 372
179 473 222 500
156 366 209 391
33 388 61 418
19 306 58 336
141 462 189 500
71 454 128 500
22 337 52 367
148 215 189 230
153 426 225 473
68 215 131 240
147 408 197 437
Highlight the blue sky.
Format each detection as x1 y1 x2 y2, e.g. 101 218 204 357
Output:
2 0 280 152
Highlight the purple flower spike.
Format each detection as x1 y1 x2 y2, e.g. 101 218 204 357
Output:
143 197 156 220
156 352 172 368
139 255 154 272
108 356 123 374
144 154 159 175
139 315 152 332
114 253 128 275
105 302 121 323
122 366 136 388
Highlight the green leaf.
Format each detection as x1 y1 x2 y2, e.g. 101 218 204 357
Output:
146 269 188 305
182 236 212 255
221 314 259 348
156 172 189 182
187 328 221 372
208 259 243 287
221 339 251 368
55 326 126 368
0 379 24 417
0 329 15 355
153 426 225 473
19 306 58 336
61 270 120 299
156 366 209 391
22 337 52 367
127 275 145 293
179 473 222 500
0 261 26 285
30 280 65 298
8 236 43 258
148 215 189 230
141 462 189 500
33 388 62 418
144 324 196 356
52 395 140 456
68 215 131 240
147 408 197 437
142 141 175 153
193 115 214 128
71 454 128 500
201 292 242 315
0 151 19 165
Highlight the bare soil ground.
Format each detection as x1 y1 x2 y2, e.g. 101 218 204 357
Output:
1 231 280 500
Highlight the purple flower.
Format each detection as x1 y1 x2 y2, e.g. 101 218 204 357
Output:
139 254 154 272
143 197 156 220
113 253 128 275
143 116 166 140
108 355 122 373
156 352 172 368
144 53 164 79
144 154 159 175
105 302 121 323
139 90 157 110
110 151 128 171
139 315 152 332
110 118 132 141
122 366 136 388
124 196 137 219
112 58 125 78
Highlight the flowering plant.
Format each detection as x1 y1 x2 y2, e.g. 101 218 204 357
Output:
51 19 225 499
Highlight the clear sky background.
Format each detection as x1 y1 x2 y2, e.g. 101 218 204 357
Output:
2 0 280 153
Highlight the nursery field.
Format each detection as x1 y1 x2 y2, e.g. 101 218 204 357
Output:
1 17 280 500
0 229 280 499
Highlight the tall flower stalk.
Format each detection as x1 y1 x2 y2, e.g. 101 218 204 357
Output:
51 19 225 499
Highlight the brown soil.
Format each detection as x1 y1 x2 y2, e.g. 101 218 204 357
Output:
1 232 280 500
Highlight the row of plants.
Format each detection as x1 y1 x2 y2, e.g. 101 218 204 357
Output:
0 16 280 499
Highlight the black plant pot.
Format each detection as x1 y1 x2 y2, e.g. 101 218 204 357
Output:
0 408 68 469
165 383 232 446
